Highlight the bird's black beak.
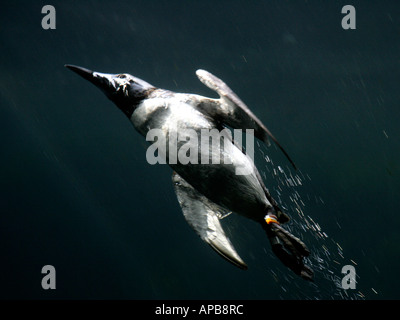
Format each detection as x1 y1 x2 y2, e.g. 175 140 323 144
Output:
65 64 93 81
65 64 118 97
65 64 155 118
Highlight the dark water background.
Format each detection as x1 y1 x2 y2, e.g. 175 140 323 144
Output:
1 0 399 300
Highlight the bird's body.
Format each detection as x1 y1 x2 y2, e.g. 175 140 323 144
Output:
65 65 313 280
132 90 269 221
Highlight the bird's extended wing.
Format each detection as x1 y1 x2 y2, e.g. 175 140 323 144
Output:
196 69 296 169
172 172 248 270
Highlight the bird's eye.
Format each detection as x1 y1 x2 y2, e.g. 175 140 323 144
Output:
117 74 127 79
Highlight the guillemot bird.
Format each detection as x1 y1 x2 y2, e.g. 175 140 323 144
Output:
65 65 313 280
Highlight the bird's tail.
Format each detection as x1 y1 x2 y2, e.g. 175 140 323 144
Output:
262 213 314 281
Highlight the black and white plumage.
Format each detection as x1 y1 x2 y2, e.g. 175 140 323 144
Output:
65 65 313 280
